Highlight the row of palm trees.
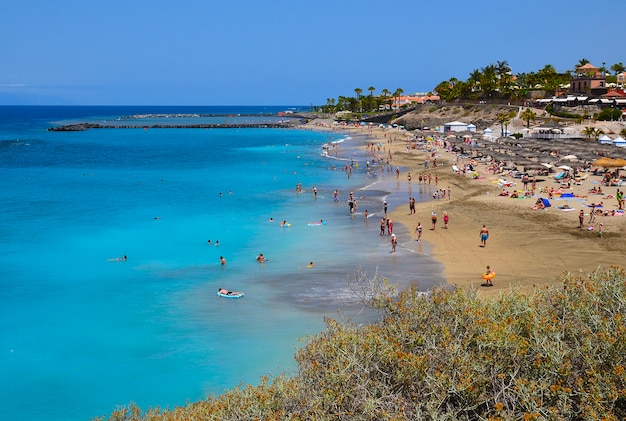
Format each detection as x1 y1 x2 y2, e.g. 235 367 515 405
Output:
434 59 625 103
315 58 625 115
317 87 405 114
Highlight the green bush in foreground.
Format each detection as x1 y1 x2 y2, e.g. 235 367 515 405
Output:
99 267 626 421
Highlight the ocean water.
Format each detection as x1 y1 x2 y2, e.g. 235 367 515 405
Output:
0 106 445 420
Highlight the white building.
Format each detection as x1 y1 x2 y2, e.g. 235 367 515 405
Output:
441 121 469 134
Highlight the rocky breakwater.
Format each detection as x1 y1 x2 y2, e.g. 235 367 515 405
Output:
48 121 304 131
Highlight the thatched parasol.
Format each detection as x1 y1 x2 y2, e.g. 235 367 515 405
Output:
614 158 626 167
592 157 621 168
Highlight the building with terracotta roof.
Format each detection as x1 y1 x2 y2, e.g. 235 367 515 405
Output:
569 63 607 95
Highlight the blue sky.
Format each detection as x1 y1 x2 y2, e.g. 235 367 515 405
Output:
1 0 624 106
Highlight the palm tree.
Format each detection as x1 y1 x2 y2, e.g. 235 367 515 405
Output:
611 62 625 75
496 112 511 136
392 88 404 109
496 60 511 77
380 89 391 111
581 126 604 139
368 86 376 97
467 69 482 98
480 64 498 99
521 108 536 128
354 88 363 100
576 58 590 69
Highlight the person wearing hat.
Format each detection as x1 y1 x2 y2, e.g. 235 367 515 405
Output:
431 212 438 230
391 234 397 253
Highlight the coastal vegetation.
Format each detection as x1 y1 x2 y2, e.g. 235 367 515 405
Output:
99 267 626 420
314 58 624 121
433 58 624 104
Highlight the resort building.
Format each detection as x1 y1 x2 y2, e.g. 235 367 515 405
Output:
391 94 440 109
569 63 606 96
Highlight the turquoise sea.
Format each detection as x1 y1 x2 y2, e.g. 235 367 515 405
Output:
0 106 445 420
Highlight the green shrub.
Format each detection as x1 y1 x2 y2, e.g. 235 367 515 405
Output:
98 267 626 421
596 108 622 121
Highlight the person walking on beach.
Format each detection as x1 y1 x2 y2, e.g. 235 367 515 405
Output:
387 218 394 236
480 225 489 247
391 234 397 253
443 211 449 229
383 201 388 215
380 218 386 236
415 222 423 241
431 212 437 230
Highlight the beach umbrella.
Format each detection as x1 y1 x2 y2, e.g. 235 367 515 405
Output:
557 165 572 171
541 163 553 169
592 157 619 168
560 154 578 161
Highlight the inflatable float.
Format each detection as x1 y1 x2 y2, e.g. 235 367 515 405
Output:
307 220 326 226
217 291 244 299
482 272 496 281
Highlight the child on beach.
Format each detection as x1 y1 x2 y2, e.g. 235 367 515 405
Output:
483 265 495 286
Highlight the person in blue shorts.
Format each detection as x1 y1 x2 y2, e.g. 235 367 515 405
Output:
480 225 489 247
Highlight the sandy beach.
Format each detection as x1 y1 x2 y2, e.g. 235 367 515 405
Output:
307 121 626 297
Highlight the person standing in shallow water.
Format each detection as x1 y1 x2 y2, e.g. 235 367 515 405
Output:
415 222 423 241
391 234 397 253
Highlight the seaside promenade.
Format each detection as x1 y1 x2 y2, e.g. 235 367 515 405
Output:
305 120 626 296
